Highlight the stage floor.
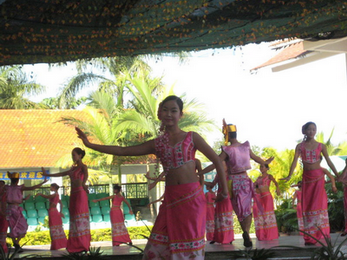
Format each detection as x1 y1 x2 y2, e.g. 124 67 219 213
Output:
15 233 347 259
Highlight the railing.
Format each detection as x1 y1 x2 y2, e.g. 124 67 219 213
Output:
24 182 148 199
121 182 148 199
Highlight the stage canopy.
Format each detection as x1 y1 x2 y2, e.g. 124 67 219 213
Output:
1 0 347 66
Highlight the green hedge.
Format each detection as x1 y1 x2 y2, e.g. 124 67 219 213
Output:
7 226 153 246
7 216 254 247
233 215 255 234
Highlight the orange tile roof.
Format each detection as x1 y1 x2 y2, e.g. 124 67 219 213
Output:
251 41 312 71
0 110 87 168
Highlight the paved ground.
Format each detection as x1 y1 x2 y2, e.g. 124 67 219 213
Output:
13 232 347 259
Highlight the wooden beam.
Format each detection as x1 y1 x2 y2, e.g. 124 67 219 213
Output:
272 52 337 72
304 37 347 53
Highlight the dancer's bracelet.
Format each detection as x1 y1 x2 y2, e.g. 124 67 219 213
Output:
221 193 228 199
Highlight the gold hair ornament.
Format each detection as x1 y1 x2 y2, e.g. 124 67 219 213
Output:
222 124 237 145
7 171 20 179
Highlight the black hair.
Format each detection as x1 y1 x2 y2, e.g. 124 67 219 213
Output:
161 95 183 112
113 184 122 191
11 178 19 185
73 147 86 159
224 124 237 140
302 121 316 135
51 183 60 190
228 132 237 140
0 180 5 185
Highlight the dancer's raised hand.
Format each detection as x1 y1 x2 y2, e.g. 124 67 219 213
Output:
265 157 274 165
75 127 90 147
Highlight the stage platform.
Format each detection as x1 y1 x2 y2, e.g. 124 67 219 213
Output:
13 233 347 260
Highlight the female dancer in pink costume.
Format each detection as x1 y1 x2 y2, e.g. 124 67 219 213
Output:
76 95 228 260
199 120 273 247
205 184 216 242
253 164 280 241
93 184 133 246
5 172 47 252
0 180 8 253
203 160 234 245
282 122 338 245
292 181 304 235
35 183 67 250
42 147 91 253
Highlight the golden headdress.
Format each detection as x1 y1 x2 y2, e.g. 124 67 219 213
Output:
7 171 20 179
222 119 237 145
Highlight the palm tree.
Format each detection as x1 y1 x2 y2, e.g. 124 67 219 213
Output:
57 91 131 183
56 57 151 109
115 73 217 159
39 96 88 109
0 66 45 109
316 128 347 156
59 80 216 184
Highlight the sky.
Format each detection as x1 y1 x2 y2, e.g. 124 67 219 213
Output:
24 42 347 154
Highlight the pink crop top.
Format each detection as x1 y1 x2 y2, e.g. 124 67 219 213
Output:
70 166 84 181
155 131 196 173
300 142 322 164
112 195 124 207
222 141 251 174
49 193 60 206
255 175 271 188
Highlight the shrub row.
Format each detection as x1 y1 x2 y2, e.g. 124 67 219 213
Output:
6 226 153 246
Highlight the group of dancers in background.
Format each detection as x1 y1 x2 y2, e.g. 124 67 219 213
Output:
0 95 347 260
0 148 133 254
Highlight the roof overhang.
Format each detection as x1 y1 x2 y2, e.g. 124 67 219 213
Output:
2 0 347 65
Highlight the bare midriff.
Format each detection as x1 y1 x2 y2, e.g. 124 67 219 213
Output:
257 186 270 193
165 161 199 186
231 171 247 175
303 161 321 171
70 179 84 188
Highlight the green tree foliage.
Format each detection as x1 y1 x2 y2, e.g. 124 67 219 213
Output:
0 66 45 109
40 96 88 109
316 129 347 156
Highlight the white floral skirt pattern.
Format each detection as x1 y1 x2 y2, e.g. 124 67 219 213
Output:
253 191 278 241
66 187 91 253
49 207 67 250
302 168 330 244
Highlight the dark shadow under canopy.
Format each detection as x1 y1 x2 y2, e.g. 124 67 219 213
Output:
1 0 347 65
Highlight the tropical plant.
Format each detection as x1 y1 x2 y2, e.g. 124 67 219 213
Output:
62 247 107 260
316 129 347 156
326 181 345 232
55 57 151 109
235 247 276 260
0 243 20 260
0 66 46 109
249 146 302 206
275 228 347 260
274 198 298 234
40 96 88 109
59 75 216 183
56 100 126 183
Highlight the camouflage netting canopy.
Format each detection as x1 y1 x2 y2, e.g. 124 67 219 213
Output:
1 0 347 65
